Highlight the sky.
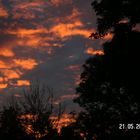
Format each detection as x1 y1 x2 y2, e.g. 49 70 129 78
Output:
0 0 110 111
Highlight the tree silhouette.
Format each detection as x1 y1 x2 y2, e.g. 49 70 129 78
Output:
20 82 59 139
75 0 140 139
91 0 140 37
0 82 60 140
60 125 82 140
0 97 30 140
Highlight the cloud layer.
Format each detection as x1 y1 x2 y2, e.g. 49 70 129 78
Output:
0 0 105 111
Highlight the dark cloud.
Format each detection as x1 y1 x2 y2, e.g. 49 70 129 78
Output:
0 0 100 111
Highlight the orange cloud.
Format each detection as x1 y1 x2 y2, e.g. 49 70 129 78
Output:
0 5 8 18
0 60 10 69
4 28 56 49
0 58 36 89
0 0 95 93
1 69 22 79
12 0 46 19
103 33 113 40
17 35 55 48
0 77 8 82
68 8 81 21
16 80 30 86
7 28 48 37
47 8 81 26
0 58 38 88
51 21 93 38
17 35 42 47
13 59 38 70
86 47 104 55
0 83 8 89
0 48 15 57
14 1 45 10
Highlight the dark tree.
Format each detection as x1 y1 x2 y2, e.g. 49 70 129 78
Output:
21 82 58 139
0 82 60 140
60 124 83 140
92 0 140 35
75 0 140 139
0 98 30 140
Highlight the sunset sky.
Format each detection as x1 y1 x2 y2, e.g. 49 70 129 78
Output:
0 0 109 111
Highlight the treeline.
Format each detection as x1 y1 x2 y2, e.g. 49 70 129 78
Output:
0 82 83 140
74 0 140 140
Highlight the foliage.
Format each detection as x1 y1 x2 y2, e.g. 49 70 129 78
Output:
0 98 30 140
75 0 140 139
90 0 140 37
0 82 59 140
